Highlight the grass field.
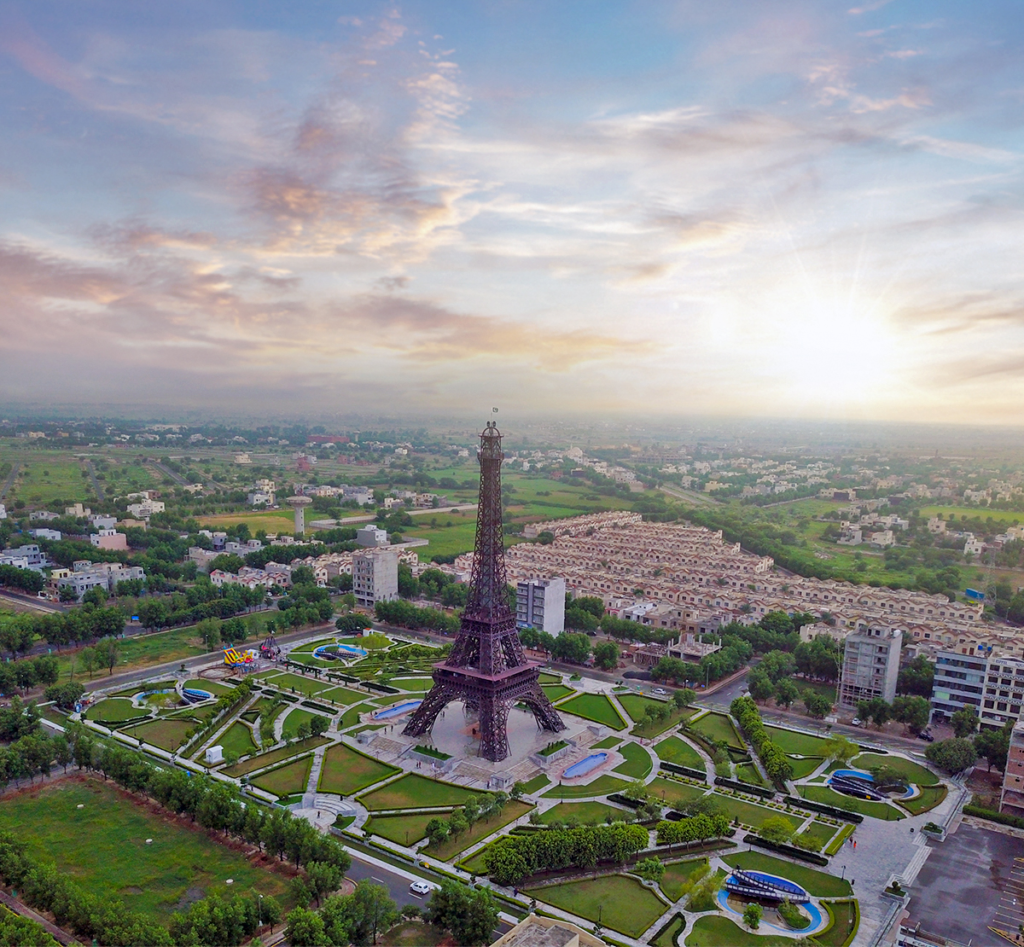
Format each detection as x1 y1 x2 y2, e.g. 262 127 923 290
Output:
799 785 905 821
359 774 490 811
659 858 708 901
538 672 562 684
689 712 744 750
402 518 479 561
538 801 623 825
425 801 532 861
263 672 331 698
183 679 234 696
651 915 686 947
280 708 320 740
316 685 366 706
800 820 839 846
542 775 629 799
763 726 831 756
218 721 258 759
556 693 627 730
735 762 769 786
131 717 194 751
655 736 705 769
722 851 852 898
366 811 447 846
0 779 292 923
686 915 799 947
10 457 92 506
788 755 826 779
85 697 146 724
897 784 948 815
55 626 209 681
647 778 708 811
198 510 299 532
525 874 667 938
338 703 370 729
541 684 575 702
251 755 313 796
617 693 671 723
814 900 860 947
393 678 434 692
613 741 653 779
619 695 694 739
713 794 790 830
223 737 331 777
854 753 939 786
317 743 400 796
519 773 550 795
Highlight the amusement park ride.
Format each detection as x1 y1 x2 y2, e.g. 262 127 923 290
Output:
222 635 280 670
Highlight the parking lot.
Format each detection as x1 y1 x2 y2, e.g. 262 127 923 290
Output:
909 822 1024 943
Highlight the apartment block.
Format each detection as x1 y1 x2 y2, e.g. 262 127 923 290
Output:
931 649 987 719
353 548 398 609
999 718 1024 818
838 626 902 709
516 577 566 635
980 655 1024 729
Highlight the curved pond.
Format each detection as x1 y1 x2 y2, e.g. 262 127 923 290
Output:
718 886 824 934
373 700 422 720
562 752 608 779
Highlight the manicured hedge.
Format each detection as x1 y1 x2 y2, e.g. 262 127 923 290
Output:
661 762 708 781
964 804 1024 830
784 795 863 824
714 776 774 798
748 836 829 866
607 793 643 810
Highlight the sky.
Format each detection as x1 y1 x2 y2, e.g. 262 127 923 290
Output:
0 1 1022 425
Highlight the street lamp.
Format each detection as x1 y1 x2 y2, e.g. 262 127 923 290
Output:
258 894 263 928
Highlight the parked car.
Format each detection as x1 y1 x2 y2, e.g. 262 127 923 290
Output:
851 717 863 727
917 730 935 742
653 688 668 696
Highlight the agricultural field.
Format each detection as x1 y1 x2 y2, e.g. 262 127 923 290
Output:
198 509 303 533
7 456 93 506
0 780 293 924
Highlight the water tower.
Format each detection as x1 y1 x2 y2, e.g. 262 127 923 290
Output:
286 495 312 537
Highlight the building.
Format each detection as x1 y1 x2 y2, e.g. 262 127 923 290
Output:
91 514 117 530
489 914 605 947
65 503 91 517
126 499 165 519
356 524 389 547
0 544 47 570
980 655 1024 729
999 718 1024 818
57 560 145 600
28 528 61 541
90 529 128 551
896 926 971 947
352 548 398 608
247 491 274 506
0 502 5 519
931 649 987 720
516 578 566 635
838 625 902 709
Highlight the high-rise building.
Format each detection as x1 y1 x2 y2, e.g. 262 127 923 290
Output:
931 649 987 720
838 625 902 710
516 578 566 635
980 655 1024 729
352 548 398 609
999 718 1024 818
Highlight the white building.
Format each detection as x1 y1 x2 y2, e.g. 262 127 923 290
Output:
516 578 566 635
28 528 62 541
352 548 398 608
838 625 903 709
356 524 389 547
91 514 117 530
247 492 274 506
57 560 146 600
126 500 165 519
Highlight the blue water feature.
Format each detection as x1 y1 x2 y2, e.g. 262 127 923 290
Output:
134 688 176 703
314 644 368 660
182 688 212 703
718 886 824 933
373 700 422 720
833 769 873 781
562 752 608 779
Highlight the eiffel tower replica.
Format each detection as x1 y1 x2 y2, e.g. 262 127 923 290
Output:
403 420 565 761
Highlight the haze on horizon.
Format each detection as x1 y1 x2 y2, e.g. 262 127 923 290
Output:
0 1 1021 426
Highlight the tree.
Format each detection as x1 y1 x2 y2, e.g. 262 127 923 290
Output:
285 907 326 947
747 669 775 703
550 632 591 665
673 688 695 710
759 815 796 845
892 695 931 735
951 706 980 739
592 641 619 670
759 650 797 683
349 880 398 945
306 861 342 907
743 902 763 930
823 734 859 765
309 715 330 738
803 691 832 719
975 722 1012 772
898 655 935 697
635 857 665 884
857 697 891 728
425 880 499 946
335 614 369 634
926 737 977 774
774 679 800 709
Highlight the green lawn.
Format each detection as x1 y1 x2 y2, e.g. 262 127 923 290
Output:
541 684 575 702
538 672 562 685
655 736 705 770
556 693 627 730
660 858 708 901
799 785 905 821
56 625 210 681
854 753 939 787
897 784 948 815
652 915 686 947
317 742 400 796
788 755 826 779
714 794 791 830
722 851 852 897
593 736 622 750
218 721 258 759
815 900 860 947
614 741 653 779
403 519 479 561
763 725 831 756
85 697 147 724
800 820 839 846
686 915 799 947
281 708 321 740
0 780 293 924
689 712 744 750
647 778 708 811
538 801 624 825
360 774 490 811
425 800 533 861
223 737 331 777
183 679 234 696
735 762 769 787
617 693 671 723
519 773 550 795
130 718 194 751
251 754 313 796
339 703 370 729
542 775 630 799
366 811 448 846
393 678 435 692
317 686 367 705
263 672 331 698
525 874 667 938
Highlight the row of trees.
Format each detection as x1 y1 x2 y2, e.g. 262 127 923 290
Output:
373 599 460 635
654 812 731 846
424 792 510 848
0 605 125 657
731 696 792 783
484 822 649 886
855 694 932 734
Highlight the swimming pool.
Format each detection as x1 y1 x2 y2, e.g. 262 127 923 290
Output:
562 752 608 779
373 700 422 720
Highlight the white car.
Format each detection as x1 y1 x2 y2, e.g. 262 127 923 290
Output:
851 717 863 727
409 880 433 896
653 688 667 696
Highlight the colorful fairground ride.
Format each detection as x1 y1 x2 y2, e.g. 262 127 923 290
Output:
222 647 259 672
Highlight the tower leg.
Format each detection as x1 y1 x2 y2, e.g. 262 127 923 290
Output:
521 686 568 734
477 693 512 762
402 682 455 738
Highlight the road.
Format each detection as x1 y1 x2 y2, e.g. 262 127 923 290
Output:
308 503 479 528
150 460 189 487
658 484 719 506
0 462 18 501
84 459 105 501
0 589 65 616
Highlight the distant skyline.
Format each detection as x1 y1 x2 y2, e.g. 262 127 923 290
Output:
1 1 1022 424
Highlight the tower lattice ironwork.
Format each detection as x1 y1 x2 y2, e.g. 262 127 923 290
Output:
403 420 565 761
